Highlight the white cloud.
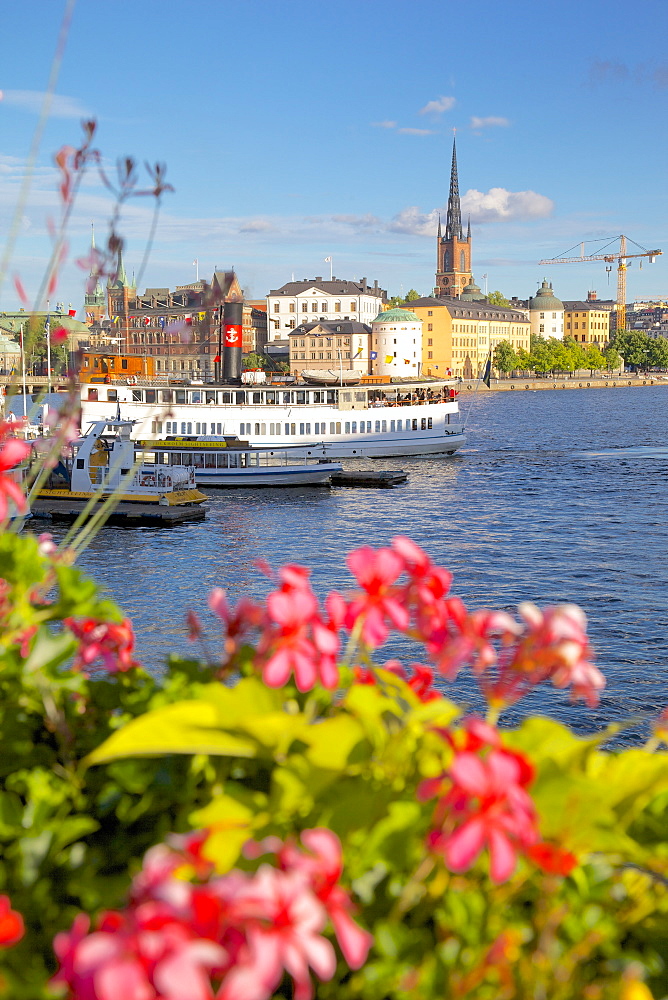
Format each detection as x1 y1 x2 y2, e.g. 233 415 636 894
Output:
397 127 435 136
419 96 456 115
461 187 554 222
371 120 397 129
470 115 510 129
0 90 91 119
387 206 439 236
238 219 273 233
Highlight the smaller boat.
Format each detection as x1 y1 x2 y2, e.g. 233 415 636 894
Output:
32 418 208 524
300 369 361 386
134 437 343 488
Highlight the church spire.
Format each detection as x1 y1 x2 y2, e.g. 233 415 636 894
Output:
437 213 442 239
445 138 463 242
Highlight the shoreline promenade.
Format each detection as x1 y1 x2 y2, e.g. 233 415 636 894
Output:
459 375 668 392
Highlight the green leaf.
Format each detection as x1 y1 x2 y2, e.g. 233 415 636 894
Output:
86 698 259 765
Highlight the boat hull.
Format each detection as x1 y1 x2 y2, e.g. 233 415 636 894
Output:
194 465 341 487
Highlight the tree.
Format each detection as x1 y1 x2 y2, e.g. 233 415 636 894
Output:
242 352 271 371
529 335 552 374
610 330 651 369
388 289 421 307
493 340 518 377
603 346 622 371
562 337 588 374
487 290 510 307
583 344 606 375
647 336 668 370
18 316 68 375
515 347 531 373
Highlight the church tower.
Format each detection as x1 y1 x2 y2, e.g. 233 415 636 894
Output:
435 138 472 298
83 224 106 325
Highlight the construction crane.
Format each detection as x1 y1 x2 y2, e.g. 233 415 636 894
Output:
539 236 662 332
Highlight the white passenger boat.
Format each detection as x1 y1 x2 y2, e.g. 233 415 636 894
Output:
79 377 465 459
134 438 342 487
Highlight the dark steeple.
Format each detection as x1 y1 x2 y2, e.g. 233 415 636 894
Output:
445 138 463 242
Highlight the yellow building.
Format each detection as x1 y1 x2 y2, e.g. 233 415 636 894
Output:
406 296 530 378
562 300 611 346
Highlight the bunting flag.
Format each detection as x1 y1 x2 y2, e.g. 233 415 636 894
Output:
159 317 165 328
198 311 206 320
113 315 120 324
370 351 378 360
385 355 393 363
143 317 150 325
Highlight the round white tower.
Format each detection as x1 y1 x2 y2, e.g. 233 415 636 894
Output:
371 308 423 377
529 279 564 339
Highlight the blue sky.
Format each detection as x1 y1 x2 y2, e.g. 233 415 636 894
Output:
1 0 667 313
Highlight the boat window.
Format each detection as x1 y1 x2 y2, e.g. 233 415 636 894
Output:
222 392 233 403
253 392 262 403
132 390 142 401
296 391 306 404
327 390 337 404
421 418 426 430
204 391 215 404
282 392 292 404
342 392 352 403
335 422 341 434
412 419 418 430
87 388 98 401
216 423 222 434
382 420 387 432
260 423 266 435
143 390 155 403
312 391 324 403
427 417 433 429
190 391 202 403
266 391 276 404
359 424 364 434
351 421 357 432
397 419 402 431
375 421 380 433
176 390 186 404
355 392 366 403
205 454 216 468
195 423 201 434
229 454 239 468
390 420 396 432
161 390 173 403
255 423 260 435
193 454 204 467
235 391 245 405
284 424 290 435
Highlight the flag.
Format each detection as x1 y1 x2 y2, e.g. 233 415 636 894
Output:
354 346 363 357
113 315 120 324
324 256 332 263
213 354 221 363
159 317 165 328
198 311 206 320
44 314 50 339
404 359 410 364
482 351 492 388
370 351 378 360
434 364 439 369
68 308 76 317
385 355 393 363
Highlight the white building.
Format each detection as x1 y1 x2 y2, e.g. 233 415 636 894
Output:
266 277 386 342
528 279 564 339
371 308 422 377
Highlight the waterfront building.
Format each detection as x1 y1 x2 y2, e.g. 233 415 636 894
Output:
562 297 611 345
266 277 387 341
626 301 668 339
528 280 565 339
371 308 422 377
435 139 472 298
401 297 530 379
288 321 371 377
105 268 244 378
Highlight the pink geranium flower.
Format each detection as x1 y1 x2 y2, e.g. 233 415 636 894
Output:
345 545 409 647
65 617 140 674
0 426 30 521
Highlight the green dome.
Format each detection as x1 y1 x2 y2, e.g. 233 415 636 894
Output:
529 279 563 313
460 277 485 301
372 308 420 323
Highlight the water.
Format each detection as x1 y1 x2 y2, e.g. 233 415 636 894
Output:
46 387 668 739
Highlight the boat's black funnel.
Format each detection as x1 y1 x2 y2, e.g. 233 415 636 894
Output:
222 301 243 384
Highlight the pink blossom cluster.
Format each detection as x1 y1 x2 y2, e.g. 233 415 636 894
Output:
52 828 371 1000
0 421 30 522
207 536 604 711
419 718 577 882
65 617 140 675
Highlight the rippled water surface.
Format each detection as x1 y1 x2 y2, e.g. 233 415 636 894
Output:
56 387 668 737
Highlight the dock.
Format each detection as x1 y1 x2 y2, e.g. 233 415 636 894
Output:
30 498 207 526
330 469 407 487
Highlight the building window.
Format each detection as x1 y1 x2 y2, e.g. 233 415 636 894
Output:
428 351 433 359
301 303 308 312
428 325 433 332
539 312 544 319
539 324 545 333
273 303 279 313
312 302 318 312
349 301 356 311
322 303 328 311
335 301 341 312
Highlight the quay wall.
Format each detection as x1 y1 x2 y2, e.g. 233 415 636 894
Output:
458 377 668 393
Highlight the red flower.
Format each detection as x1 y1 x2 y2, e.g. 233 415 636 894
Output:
65 617 140 674
0 895 24 947
0 425 30 522
345 545 409 647
527 841 578 876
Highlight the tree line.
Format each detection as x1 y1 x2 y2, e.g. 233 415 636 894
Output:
493 330 668 377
